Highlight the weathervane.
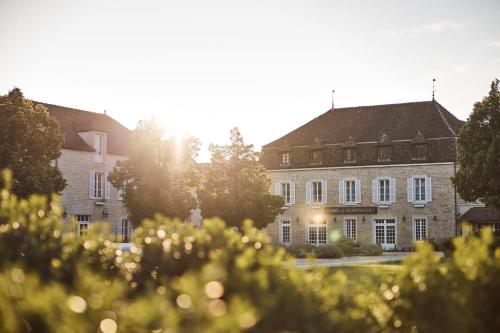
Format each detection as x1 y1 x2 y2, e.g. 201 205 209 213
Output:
332 89 335 110
432 78 436 101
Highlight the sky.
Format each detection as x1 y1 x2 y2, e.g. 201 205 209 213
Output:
1 0 499 161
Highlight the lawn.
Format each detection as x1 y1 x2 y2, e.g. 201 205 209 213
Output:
328 263 403 292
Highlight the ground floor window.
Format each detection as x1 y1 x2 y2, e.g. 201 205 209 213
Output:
373 219 396 250
280 218 291 245
414 218 428 241
120 218 133 242
308 219 327 245
476 223 500 236
344 218 357 242
75 215 91 237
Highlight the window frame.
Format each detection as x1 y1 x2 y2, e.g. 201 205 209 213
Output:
414 177 426 202
378 178 390 203
93 172 105 199
281 152 290 165
412 143 427 160
344 218 357 242
279 218 292 245
344 147 356 163
120 218 132 242
377 145 391 162
308 219 328 246
281 182 291 205
75 215 91 237
310 150 323 164
311 180 323 204
345 180 356 203
94 132 106 163
413 217 428 241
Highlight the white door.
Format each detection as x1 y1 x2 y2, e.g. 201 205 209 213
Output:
374 219 396 250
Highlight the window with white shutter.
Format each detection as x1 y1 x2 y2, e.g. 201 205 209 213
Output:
89 171 105 200
409 176 431 204
311 181 323 204
275 182 294 205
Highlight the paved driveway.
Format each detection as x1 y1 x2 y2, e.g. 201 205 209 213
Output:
293 252 444 269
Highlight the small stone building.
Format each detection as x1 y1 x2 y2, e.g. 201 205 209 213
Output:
458 207 500 236
37 102 132 241
261 100 470 250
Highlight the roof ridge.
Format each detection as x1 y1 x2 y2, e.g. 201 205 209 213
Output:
331 100 433 111
32 101 110 118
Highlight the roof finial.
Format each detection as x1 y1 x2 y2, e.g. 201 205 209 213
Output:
331 89 335 110
432 78 436 101
104 109 107 114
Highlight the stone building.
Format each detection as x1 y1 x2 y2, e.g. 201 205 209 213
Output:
261 100 472 250
38 102 132 241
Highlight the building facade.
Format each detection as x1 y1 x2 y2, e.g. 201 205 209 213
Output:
261 101 468 250
38 102 132 241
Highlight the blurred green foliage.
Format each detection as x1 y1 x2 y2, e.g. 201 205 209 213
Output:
0 169 499 333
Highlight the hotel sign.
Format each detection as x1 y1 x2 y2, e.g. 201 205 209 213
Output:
326 206 378 215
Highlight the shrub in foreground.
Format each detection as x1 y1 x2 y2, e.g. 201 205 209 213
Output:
0 170 499 333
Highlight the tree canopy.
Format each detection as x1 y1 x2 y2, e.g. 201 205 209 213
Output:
198 128 283 229
109 119 200 227
0 88 65 197
453 79 500 209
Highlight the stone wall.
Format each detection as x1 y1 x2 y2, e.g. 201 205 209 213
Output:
57 148 128 236
265 162 457 250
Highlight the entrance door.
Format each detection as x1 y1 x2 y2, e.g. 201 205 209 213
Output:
374 219 396 250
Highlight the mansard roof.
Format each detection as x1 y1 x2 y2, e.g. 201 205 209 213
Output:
33 101 130 155
263 101 464 149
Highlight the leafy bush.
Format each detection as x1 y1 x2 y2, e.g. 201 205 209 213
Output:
429 237 455 257
335 237 358 256
0 169 499 333
359 243 384 256
286 244 343 258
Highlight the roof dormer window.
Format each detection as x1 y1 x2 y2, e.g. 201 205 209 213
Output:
95 133 105 163
377 145 391 162
412 144 427 160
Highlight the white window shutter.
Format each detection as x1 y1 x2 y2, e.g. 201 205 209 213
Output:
274 183 281 196
105 175 111 200
425 177 432 202
89 171 95 199
372 179 378 203
322 180 328 204
339 179 345 204
305 181 312 204
407 177 414 203
389 178 396 203
290 182 296 205
355 180 361 203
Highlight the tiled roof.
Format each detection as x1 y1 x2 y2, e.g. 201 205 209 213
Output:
459 207 500 223
33 102 130 155
263 101 464 149
261 100 465 169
